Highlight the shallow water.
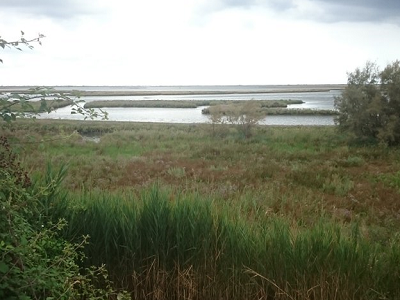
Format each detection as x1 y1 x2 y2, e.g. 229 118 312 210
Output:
80 90 340 110
37 87 341 125
39 105 335 125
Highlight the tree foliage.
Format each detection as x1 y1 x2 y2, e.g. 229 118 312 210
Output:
334 60 400 145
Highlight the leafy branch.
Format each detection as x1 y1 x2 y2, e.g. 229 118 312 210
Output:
1 87 108 122
1 32 108 122
0 31 45 63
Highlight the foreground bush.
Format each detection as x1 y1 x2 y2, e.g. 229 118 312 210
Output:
0 136 125 299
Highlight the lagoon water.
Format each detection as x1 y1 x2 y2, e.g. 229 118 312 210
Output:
37 86 342 125
43 106 336 125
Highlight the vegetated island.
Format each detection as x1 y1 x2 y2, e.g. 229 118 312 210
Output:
84 99 301 109
2 85 343 115
7 98 338 116
7 99 74 112
84 99 339 116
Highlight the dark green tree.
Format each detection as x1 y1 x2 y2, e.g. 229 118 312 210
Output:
334 60 400 145
379 60 400 144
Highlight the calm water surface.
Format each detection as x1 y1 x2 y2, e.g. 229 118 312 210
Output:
37 86 341 125
40 106 335 125
81 90 340 110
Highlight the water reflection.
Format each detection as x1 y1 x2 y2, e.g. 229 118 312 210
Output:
37 88 341 126
81 90 341 111
39 105 335 125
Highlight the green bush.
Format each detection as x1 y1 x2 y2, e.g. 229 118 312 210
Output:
335 60 400 145
0 136 124 300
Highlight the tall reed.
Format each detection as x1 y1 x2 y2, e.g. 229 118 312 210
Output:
51 185 400 300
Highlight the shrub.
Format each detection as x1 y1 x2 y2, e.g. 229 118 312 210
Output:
335 60 400 145
207 101 265 138
0 136 124 299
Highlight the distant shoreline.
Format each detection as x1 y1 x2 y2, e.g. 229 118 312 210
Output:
0 84 346 96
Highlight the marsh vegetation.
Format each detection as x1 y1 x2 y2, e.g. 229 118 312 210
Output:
2 119 400 299
84 99 304 109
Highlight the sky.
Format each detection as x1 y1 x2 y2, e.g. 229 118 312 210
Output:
0 0 400 86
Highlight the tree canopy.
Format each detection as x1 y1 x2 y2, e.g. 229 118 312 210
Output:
334 60 400 145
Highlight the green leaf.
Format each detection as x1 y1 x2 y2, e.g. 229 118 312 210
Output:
0 261 9 274
21 236 28 246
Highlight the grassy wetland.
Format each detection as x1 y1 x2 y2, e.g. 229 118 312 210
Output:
84 99 338 117
2 119 400 299
84 99 304 109
4 99 74 112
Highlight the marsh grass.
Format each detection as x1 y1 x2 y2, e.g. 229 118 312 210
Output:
378 171 400 192
265 108 338 115
3 119 400 299
167 166 186 178
85 99 303 109
50 186 400 299
9 99 74 112
340 155 365 167
322 173 354 196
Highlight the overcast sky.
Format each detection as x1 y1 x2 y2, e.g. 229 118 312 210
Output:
1 0 400 86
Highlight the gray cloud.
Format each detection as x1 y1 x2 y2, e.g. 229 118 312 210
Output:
0 0 103 19
3 0 399 24
213 0 295 11
313 0 400 23
202 0 400 23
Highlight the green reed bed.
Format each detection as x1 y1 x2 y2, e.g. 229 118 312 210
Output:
49 186 400 300
8 99 74 112
84 99 303 109
266 108 338 115
85 100 204 108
